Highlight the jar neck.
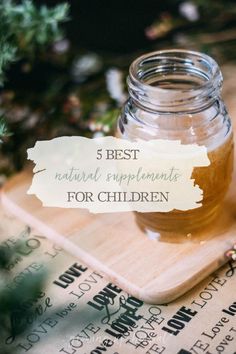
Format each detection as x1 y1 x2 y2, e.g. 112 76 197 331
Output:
127 49 223 114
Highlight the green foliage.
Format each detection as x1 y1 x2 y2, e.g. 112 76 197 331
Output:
0 0 69 142
0 42 17 84
0 0 69 86
0 118 12 144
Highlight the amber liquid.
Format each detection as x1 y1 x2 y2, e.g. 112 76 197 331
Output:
135 134 234 237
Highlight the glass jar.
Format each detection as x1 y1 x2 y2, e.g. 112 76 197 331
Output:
118 49 234 237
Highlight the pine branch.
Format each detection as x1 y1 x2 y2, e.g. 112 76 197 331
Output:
0 0 69 140
0 118 12 143
1 1 69 53
0 41 17 85
0 0 69 86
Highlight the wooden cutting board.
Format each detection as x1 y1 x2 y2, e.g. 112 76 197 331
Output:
2 66 236 305
1 167 236 304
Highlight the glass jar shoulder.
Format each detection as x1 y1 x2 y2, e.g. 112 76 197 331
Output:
118 98 232 150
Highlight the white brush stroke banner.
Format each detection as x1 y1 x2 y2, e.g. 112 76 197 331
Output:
27 136 210 213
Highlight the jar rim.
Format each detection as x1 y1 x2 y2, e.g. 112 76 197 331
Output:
129 49 221 93
128 49 223 112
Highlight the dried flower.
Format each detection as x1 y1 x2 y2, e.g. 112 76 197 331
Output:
106 68 127 105
179 1 199 22
93 131 104 138
53 39 70 54
71 53 102 82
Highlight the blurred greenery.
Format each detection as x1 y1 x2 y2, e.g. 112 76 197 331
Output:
0 0 69 85
0 0 69 144
1 1 236 177
0 229 46 353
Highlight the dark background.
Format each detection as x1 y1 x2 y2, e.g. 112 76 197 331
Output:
35 0 179 53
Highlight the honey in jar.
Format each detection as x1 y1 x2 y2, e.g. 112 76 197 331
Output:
118 49 234 237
